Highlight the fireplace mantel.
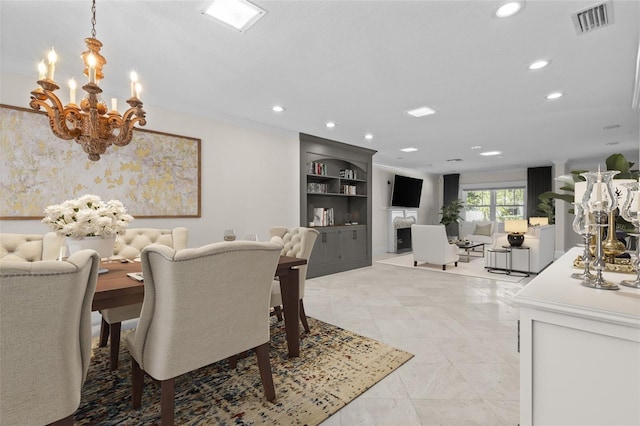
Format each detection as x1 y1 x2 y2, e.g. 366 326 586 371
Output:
387 209 418 253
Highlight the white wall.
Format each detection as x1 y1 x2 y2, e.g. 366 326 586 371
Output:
371 165 439 255
0 72 300 247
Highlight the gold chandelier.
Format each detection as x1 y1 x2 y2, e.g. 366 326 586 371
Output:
29 0 146 161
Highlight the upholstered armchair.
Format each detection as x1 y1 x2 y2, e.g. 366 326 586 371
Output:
0 232 64 262
0 250 100 425
126 238 283 424
269 226 319 333
100 227 188 370
411 224 459 270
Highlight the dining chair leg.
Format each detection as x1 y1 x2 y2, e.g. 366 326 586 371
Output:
254 342 276 402
109 322 122 371
131 358 144 409
299 299 310 333
49 414 73 425
161 378 175 426
99 318 109 347
228 354 238 370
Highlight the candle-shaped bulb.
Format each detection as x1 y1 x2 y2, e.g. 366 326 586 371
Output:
135 83 142 99
37 61 46 80
47 48 57 64
68 78 77 105
130 71 138 97
47 47 57 80
111 98 118 112
87 53 97 83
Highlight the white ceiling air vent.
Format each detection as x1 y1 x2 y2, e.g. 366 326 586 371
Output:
572 1 613 35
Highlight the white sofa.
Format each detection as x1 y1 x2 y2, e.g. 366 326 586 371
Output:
459 221 497 245
411 225 459 270
486 225 555 274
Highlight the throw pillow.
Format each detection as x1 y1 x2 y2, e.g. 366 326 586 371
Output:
474 223 492 237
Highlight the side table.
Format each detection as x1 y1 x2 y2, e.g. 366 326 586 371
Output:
502 245 530 277
487 247 510 274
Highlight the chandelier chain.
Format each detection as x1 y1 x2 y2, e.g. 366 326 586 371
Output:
90 0 97 38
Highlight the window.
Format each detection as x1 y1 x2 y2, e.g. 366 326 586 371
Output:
463 187 525 222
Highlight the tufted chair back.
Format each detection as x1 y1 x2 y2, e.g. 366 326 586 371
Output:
0 249 100 425
112 227 188 259
0 232 64 262
269 226 319 298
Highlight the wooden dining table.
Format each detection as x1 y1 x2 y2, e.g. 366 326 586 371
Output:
92 255 308 357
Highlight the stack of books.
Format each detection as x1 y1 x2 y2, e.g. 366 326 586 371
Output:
313 208 334 227
340 184 357 195
308 162 327 175
339 169 356 179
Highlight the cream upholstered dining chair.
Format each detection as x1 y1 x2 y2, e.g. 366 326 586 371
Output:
269 226 319 333
0 250 100 426
99 227 188 371
411 224 459 270
126 238 283 424
0 232 64 262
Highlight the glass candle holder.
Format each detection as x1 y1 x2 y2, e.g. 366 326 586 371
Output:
579 169 620 290
571 202 595 282
620 182 640 289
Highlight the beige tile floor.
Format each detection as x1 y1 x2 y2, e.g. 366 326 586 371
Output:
305 254 530 426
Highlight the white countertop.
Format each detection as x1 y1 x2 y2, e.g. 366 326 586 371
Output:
513 247 640 327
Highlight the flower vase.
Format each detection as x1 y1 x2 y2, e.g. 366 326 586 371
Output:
65 236 116 260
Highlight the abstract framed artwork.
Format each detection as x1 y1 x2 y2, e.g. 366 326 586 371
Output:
0 104 201 219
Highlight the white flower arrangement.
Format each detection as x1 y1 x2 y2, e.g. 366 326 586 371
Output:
42 194 134 238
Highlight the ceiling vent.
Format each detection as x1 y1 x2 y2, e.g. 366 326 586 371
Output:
572 1 613 35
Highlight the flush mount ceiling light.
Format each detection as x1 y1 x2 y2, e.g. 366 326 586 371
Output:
203 0 266 33
495 1 525 18
325 121 336 128
364 133 373 140
272 105 285 112
400 147 418 152
480 151 502 156
406 106 436 117
546 92 563 100
529 59 550 70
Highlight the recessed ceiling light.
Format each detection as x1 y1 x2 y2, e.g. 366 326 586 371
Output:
546 92 563 100
470 145 482 150
364 134 373 140
325 122 336 128
203 0 266 33
406 106 436 117
529 59 550 70
480 151 502 156
495 1 524 18
447 158 463 163
400 147 418 152
272 105 285 112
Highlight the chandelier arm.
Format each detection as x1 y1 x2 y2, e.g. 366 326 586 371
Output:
111 108 146 146
29 90 81 140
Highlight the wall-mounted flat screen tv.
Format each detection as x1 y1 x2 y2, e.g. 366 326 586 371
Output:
391 175 423 208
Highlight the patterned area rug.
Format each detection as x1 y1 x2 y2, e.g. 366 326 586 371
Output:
75 317 413 425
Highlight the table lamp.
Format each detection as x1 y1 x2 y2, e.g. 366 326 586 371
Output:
504 219 528 247
529 217 549 226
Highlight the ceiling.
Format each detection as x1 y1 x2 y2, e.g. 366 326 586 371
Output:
2 0 639 174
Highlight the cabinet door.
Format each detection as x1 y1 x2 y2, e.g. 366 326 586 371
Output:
309 229 341 266
341 226 367 261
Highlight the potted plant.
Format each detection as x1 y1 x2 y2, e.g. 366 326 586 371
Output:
440 199 464 237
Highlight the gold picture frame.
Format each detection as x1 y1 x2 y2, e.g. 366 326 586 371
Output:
0 104 201 219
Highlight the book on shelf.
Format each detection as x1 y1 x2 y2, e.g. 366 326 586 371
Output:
313 207 334 227
308 161 327 176
307 182 328 193
340 184 357 195
339 169 356 180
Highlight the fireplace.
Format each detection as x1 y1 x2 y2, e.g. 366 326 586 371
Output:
387 209 418 253
396 227 412 253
